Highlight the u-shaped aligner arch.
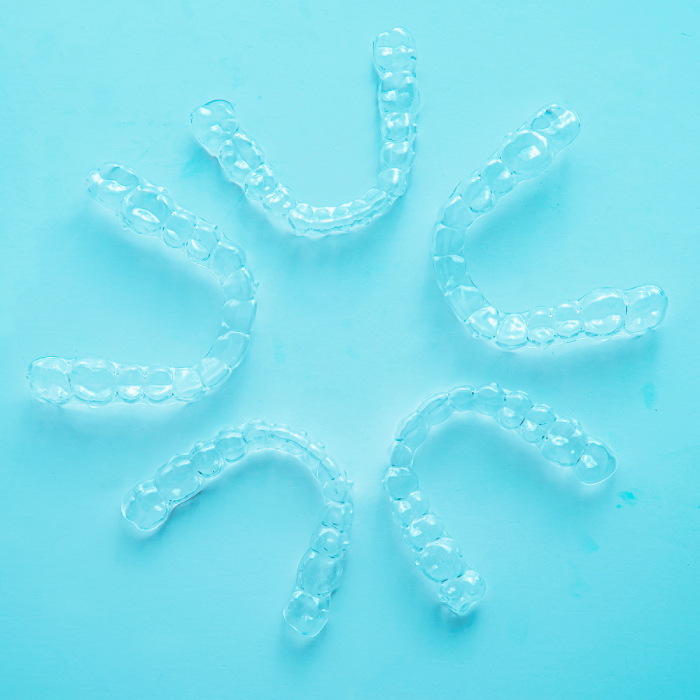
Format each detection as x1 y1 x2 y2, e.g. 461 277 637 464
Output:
190 28 419 236
432 104 668 349
122 420 353 637
383 383 617 616
27 164 257 406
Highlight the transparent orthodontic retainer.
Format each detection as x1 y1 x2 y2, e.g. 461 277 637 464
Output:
191 28 420 236
28 164 257 406
432 104 667 350
122 420 353 637
384 383 617 617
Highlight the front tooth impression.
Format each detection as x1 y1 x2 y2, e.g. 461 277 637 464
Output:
27 164 257 406
432 103 667 350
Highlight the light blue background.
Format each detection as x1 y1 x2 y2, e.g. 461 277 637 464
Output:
0 1 698 698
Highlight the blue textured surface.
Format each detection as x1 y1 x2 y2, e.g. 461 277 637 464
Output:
0 2 698 698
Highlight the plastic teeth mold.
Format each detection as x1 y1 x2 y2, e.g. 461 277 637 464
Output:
191 27 419 236
432 104 668 349
384 383 617 617
27 164 256 406
122 420 353 637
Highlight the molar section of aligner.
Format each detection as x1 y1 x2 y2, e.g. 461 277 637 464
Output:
520 404 557 444
579 288 627 338
417 534 467 584
384 459 473 599
191 100 240 156
141 365 174 403
473 383 506 416
123 455 203 530
189 439 225 478
573 438 617 484
624 285 668 335
262 185 297 220
244 163 279 203
218 131 266 186
86 164 143 213
120 182 176 237
183 219 220 263
499 104 580 186
69 358 117 404
437 570 486 615
495 313 529 349
521 405 617 484
122 428 249 531
528 104 581 155
311 519 351 560
448 383 535 433
215 427 248 463
392 489 431 529
154 454 204 504
540 417 617 484
497 390 534 430
283 588 332 637
373 28 418 77
378 70 420 122
121 478 171 531
27 357 74 404
115 364 144 402
526 307 557 347
497 104 579 186
552 300 583 341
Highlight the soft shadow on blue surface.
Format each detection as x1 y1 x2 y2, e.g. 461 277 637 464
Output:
0 1 698 699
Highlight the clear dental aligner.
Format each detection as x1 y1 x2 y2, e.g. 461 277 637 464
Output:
191 28 419 236
432 104 668 349
384 383 617 616
122 420 352 637
27 164 257 406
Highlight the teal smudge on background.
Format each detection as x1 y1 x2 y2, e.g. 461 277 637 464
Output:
643 382 658 409
569 577 591 598
619 491 636 505
273 341 287 363
583 536 599 553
